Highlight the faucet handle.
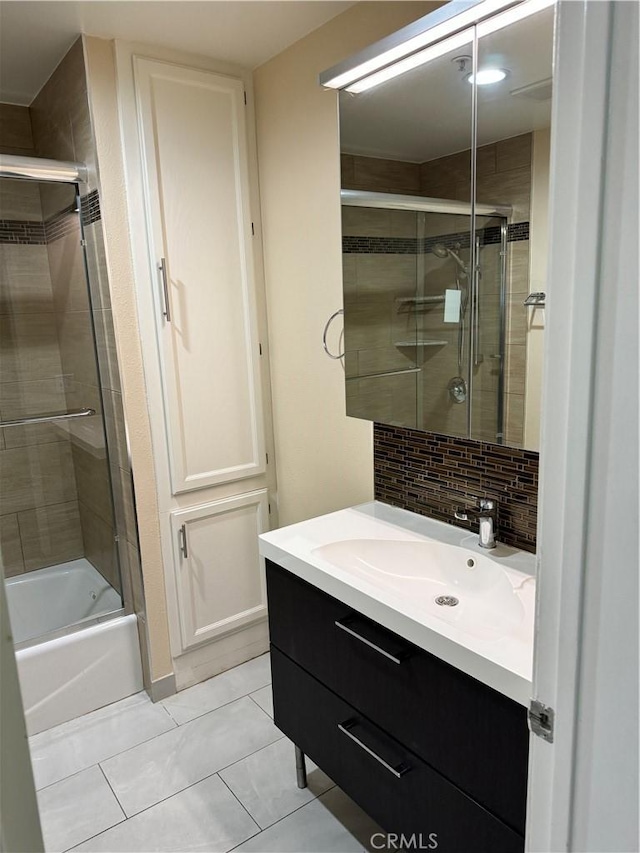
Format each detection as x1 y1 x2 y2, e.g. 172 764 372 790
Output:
454 507 471 521
478 498 496 513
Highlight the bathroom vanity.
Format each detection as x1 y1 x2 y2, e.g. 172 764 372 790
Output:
259 502 535 852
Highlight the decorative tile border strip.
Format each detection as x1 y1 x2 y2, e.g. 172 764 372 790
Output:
0 219 47 244
342 222 529 254
0 189 101 245
373 422 539 553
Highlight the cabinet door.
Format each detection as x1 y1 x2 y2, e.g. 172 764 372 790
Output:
134 57 265 493
170 491 268 650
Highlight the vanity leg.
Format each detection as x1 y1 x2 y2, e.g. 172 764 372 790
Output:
295 745 307 789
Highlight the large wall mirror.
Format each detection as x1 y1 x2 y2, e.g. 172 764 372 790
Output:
339 3 554 451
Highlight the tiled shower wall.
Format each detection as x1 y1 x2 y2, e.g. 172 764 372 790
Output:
0 107 84 574
0 40 141 603
342 132 535 447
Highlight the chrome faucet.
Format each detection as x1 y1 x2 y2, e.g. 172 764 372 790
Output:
454 498 497 549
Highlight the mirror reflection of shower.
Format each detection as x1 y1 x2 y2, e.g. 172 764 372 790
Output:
433 241 469 376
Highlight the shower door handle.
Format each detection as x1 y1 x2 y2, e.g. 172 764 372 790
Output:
178 524 188 559
158 258 171 322
473 255 483 366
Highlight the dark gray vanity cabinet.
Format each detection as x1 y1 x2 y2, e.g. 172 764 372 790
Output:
266 560 529 853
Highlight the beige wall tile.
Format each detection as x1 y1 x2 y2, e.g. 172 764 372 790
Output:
477 143 497 179
103 389 130 472
505 344 526 395
0 513 24 576
342 254 356 301
0 242 51 276
355 254 416 300
0 314 63 383
72 443 113 526
17 500 83 571
508 241 531 294
0 179 42 221
342 206 392 238
352 155 421 194
0 376 68 449
93 309 121 393
344 300 393 351
477 165 531 222
83 222 111 310
0 440 77 515
504 392 525 447
421 150 472 188
0 245 53 315
0 104 34 152
56 310 101 388
391 210 418 238
47 231 91 315
496 134 532 173
111 464 138 547
340 154 355 187
79 500 121 593
358 345 418 376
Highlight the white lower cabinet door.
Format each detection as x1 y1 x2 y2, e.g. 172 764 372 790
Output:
170 490 269 651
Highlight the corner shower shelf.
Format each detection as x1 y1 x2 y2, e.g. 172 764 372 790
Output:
394 339 448 347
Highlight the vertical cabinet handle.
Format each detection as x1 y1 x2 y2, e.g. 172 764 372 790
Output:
178 524 188 559
158 257 171 322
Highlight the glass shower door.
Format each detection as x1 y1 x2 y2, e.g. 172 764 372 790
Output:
0 176 123 646
470 214 508 443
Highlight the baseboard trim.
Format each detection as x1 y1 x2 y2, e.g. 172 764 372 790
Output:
148 672 177 702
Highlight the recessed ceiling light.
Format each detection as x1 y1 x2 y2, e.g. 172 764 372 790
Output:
467 68 508 85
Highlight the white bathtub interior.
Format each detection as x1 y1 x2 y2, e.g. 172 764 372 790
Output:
6 559 122 645
4 561 143 736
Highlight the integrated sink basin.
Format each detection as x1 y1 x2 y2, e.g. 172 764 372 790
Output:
258 501 536 705
312 538 526 642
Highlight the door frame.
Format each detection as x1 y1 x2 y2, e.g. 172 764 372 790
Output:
526 2 638 850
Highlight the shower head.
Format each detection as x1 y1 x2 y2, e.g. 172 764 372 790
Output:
432 243 468 276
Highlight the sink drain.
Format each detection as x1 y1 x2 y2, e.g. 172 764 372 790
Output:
435 595 459 607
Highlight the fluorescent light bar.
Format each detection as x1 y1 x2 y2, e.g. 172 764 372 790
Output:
322 0 517 90
346 29 474 94
476 0 555 37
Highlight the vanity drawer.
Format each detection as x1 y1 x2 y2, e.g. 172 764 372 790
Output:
266 560 529 834
271 647 523 853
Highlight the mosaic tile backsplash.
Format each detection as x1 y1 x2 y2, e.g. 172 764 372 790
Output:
374 423 539 552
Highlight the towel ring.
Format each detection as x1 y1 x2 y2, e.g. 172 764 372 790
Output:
322 309 345 360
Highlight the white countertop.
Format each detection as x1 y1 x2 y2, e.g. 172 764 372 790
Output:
259 501 536 706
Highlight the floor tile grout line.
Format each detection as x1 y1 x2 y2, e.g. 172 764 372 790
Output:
216 773 263 832
225 786 343 853
32 689 271 791
247 691 273 718
96 734 287 824
162 679 272 727
97 763 127 820
57 767 128 853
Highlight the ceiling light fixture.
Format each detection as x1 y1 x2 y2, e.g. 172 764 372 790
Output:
467 68 508 84
325 0 555 95
346 29 474 94
321 0 521 90
476 0 555 37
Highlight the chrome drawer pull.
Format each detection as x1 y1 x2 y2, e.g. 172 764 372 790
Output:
338 720 411 779
334 618 404 665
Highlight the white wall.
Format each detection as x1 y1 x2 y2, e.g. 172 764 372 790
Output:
253 1 439 526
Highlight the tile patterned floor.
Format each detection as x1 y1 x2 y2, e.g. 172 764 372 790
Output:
30 653 382 852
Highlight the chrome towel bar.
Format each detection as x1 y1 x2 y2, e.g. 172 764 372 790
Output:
322 308 345 359
0 408 96 428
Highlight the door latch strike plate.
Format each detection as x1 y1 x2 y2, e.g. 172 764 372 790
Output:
528 699 554 743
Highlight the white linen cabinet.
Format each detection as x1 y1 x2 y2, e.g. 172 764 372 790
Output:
123 52 275 683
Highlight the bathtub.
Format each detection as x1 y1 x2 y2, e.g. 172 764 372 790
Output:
5 560 143 735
